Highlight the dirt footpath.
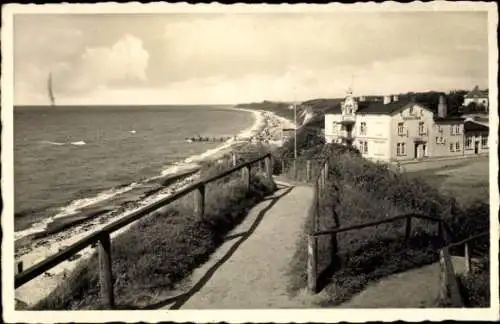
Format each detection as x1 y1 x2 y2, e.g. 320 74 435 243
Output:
164 181 328 309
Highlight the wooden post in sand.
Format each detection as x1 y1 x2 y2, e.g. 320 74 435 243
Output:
194 184 205 219
98 233 114 308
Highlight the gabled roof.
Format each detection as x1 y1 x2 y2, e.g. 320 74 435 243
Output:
464 120 489 132
356 99 429 115
433 116 465 123
465 85 488 98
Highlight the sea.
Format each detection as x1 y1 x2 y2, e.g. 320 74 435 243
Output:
13 105 256 235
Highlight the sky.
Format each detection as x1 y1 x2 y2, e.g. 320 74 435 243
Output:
13 11 489 105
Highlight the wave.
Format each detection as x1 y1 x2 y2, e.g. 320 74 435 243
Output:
40 140 65 146
14 182 139 241
15 109 263 242
70 141 86 146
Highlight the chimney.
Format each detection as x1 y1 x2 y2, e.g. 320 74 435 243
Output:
438 94 447 118
383 95 392 105
392 95 399 102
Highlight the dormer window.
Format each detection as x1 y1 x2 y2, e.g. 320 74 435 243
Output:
409 106 414 114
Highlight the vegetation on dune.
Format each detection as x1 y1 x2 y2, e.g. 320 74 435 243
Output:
280 122 489 307
32 144 276 310
456 257 490 307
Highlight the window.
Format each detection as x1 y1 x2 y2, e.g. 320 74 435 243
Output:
358 140 368 154
436 137 445 145
456 142 460 151
418 122 425 135
482 137 488 148
409 106 414 114
455 124 460 135
397 143 406 156
360 122 366 135
438 125 443 133
450 125 454 135
397 122 405 136
466 137 473 149
449 143 454 152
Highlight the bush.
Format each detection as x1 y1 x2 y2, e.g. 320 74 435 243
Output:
286 142 489 306
457 257 490 307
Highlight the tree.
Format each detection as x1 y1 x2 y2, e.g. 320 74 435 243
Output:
464 102 478 114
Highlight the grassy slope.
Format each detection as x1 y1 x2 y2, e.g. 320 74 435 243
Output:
277 118 490 307
33 144 276 310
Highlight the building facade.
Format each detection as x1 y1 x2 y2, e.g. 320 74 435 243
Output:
463 85 489 110
324 90 489 162
463 121 489 155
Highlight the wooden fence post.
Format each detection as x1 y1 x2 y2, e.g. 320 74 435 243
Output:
307 234 318 293
98 233 114 308
330 232 338 263
438 221 448 246
242 165 251 191
324 160 329 181
16 261 23 275
293 159 298 179
439 247 464 307
306 160 311 181
194 184 205 219
405 216 412 242
281 159 285 175
464 242 472 275
265 156 272 180
232 153 237 167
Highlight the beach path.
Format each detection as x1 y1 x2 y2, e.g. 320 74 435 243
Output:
338 256 468 308
162 180 328 309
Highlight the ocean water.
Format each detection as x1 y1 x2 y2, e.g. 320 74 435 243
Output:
14 105 255 232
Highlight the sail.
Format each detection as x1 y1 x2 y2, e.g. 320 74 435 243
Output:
48 73 55 106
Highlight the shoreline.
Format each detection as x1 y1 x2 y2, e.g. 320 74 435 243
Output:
14 106 295 307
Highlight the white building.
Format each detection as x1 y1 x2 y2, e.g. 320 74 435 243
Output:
324 89 488 162
463 85 488 110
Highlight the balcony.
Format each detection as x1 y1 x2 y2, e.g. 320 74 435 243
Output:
412 136 427 143
340 129 354 139
339 114 356 125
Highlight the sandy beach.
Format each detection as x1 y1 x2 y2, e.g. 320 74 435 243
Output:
14 107 295 308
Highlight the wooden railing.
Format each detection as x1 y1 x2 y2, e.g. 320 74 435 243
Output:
306 157 330 293
438 232 489 307
307 211 454 293
273 157 326 183
15 153 274 308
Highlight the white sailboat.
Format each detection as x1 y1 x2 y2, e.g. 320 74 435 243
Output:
48 73 56 106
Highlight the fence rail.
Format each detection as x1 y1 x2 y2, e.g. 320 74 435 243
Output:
15 153 274 308
438 231 489 307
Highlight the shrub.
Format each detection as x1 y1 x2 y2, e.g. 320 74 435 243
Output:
286 142 489 306
457 257 490 307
